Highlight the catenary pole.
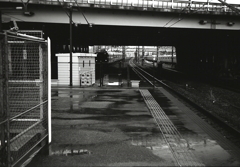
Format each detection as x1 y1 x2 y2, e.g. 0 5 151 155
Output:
69 8 73 86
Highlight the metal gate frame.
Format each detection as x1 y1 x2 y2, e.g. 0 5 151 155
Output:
0 31 51 167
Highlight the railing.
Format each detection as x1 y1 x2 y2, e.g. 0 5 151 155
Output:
1 0 240 15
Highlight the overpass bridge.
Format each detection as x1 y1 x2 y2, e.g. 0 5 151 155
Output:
1 0 240 78
1 0 240 15
1 2 240 167
1 0 240 30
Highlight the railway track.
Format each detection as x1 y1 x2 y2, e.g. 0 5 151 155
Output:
142 58 240 94
129 59 205 166
129 57 240 143
129 58 240 164
129 59 164 88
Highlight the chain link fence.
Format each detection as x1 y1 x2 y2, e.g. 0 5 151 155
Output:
0 31 50 167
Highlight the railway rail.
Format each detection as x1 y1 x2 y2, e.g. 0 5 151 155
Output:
142 57 240 93
129 57 240 145
128 58 240 164
129 58 174 88
129 59 204 166
131 59 240 135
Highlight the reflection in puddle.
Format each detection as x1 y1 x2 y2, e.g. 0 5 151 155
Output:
130 134 240 166
130 135 168 150
130 135 176 164
49 145 92 156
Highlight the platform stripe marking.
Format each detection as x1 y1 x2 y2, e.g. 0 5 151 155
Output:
140 89 205 167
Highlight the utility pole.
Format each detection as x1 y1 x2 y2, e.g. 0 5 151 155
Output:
0 10 2 32
69 7 73 87
60 1 74 87
137 46 139 63
172 46 174 67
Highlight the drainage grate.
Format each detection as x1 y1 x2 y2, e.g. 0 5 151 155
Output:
140 89 204 167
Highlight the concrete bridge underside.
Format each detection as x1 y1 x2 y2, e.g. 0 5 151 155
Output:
1 2 240 78
1 3 240 30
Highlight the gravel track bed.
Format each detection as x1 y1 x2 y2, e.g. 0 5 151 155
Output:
161 78 240 148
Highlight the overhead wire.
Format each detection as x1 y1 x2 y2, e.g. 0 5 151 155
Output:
164 0 196 28
57 0 71 20
156 2 192 45
57 0 90 25
154 1 211 45
73 0 90 25
166 0 240 27
20 0 30 10
163 5 189 27
165 1 215 28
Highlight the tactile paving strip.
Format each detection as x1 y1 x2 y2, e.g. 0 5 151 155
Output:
140 89 205 167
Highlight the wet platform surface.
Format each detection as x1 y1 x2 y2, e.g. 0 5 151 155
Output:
26 87 240 166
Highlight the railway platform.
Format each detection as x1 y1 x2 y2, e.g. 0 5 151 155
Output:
25 85 240 167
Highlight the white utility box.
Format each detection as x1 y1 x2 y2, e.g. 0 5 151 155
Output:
56 53 96 86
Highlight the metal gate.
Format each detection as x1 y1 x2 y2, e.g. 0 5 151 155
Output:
0 31 50 167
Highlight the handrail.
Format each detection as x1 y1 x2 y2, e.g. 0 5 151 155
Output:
9 100 48 121
10 120 42 143
0 100 47 126
0 118 8 126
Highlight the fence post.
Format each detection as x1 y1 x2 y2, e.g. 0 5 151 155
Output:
0 32 6 166
4 33 10 167
0 32 11 167
0 34 4 118
39 44 44 120
48 37 52 144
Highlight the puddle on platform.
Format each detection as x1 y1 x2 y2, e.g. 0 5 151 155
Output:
193 139 240 166
129 134 176 164
49 89 240 166
52 90 143 113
